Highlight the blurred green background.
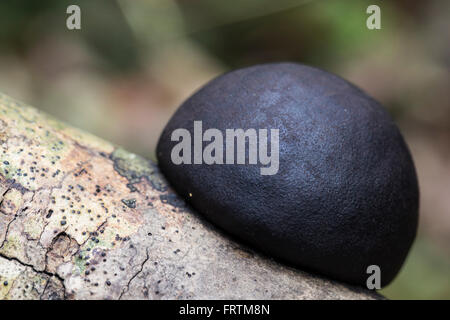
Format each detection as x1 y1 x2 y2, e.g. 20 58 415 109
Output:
0 0 448 299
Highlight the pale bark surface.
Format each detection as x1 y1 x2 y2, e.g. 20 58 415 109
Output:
0 93 380 300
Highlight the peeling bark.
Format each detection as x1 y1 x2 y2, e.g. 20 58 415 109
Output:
0 93 381 300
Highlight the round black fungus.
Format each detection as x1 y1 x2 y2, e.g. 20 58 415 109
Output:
156 62 419 287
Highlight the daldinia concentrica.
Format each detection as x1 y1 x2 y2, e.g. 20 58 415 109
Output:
156 62 419 287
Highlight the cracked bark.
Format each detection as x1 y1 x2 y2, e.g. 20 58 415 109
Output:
0 93 382 300
119 248 149 300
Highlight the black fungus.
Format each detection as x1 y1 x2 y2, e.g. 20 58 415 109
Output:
156 62 419 287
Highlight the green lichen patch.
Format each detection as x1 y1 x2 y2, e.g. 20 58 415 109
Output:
110 148 167 192
110 148 154 183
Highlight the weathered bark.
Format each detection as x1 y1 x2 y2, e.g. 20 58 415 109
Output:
0 93 380 300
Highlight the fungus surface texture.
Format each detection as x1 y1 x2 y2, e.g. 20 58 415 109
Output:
157 62 419 287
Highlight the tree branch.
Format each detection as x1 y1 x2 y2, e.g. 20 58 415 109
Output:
0 93 380 299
